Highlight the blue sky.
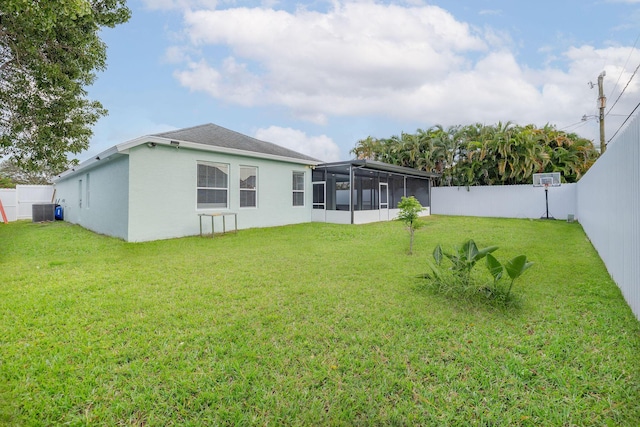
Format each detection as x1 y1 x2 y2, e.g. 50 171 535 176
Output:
85 0 640 161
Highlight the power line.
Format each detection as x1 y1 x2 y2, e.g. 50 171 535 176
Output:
606 59 640 116
607 98 640 144
560 120 591 132
607 32 640 101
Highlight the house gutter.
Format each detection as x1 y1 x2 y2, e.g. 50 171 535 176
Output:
53 145 120 182
54 134 322 182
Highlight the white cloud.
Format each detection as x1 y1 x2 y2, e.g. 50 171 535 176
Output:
162 1 640 143
254 126 341 162
172 2 487 116
163 46 190 64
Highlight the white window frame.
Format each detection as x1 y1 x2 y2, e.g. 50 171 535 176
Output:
239 166 258 209
197 162 229 210
292 171 305 207
86 173 90 209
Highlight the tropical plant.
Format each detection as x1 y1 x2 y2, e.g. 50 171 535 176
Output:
351 123 599 187
423 239 533 302
503 255 535 298
396 196 424 255
432 239 498 286
483 253 534 299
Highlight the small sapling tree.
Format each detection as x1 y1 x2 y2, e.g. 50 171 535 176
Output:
397 196 424 254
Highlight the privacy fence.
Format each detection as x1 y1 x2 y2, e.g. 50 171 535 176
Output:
0 185 55 222
432 183 577 220
576 116 639 321
432 115 640 321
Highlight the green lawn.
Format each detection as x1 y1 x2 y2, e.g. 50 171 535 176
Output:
1 217 639 426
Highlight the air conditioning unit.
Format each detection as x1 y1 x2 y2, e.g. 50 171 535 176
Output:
32 204 55 222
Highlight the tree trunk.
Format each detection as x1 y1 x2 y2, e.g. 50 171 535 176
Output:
409 229 414 255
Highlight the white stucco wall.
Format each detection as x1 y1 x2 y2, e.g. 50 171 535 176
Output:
431 184 577 220
55 156 129 240
126 144 314 242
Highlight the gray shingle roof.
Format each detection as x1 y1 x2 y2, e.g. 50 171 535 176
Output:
152 123 321 162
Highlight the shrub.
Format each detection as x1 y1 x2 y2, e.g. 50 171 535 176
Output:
397 196 424 255
422 239 533 303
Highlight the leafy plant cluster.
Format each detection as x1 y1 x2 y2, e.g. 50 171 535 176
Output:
351 122 599 187
423 239 533 302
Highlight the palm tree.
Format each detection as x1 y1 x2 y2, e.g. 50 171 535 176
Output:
351 136 381 160
348 122 599 187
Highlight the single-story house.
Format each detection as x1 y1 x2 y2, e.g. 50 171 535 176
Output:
54 123 437 242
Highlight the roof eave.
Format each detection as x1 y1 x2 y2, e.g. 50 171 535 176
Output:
53 146 121 182
133 136 322 165
54 135 321 182
317 159 440 178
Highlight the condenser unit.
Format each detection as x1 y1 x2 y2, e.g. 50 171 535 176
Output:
32 204 55 222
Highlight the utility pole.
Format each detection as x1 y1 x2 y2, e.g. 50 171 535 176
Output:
597 71 606 154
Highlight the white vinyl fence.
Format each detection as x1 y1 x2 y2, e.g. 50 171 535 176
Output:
576 116 640 321
431 117 640 321
432 184 577 220
0 185 55 221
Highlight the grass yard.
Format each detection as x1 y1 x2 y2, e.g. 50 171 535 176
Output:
1 216 639 426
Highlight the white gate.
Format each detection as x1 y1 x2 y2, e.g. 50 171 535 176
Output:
0 185 54 221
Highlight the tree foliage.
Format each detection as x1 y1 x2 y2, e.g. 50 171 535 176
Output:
0 159 63 185
397 196 424 255
351 122 600 186
0 0 130 173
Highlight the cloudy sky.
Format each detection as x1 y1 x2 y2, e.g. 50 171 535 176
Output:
85 0 640 161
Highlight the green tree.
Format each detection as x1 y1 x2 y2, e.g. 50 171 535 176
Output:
0 0 130 173
397 196 424 255
351 122 599 187
0 173 15 188
0 159 69 184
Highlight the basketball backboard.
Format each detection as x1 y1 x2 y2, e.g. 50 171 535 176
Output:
533 172 561 187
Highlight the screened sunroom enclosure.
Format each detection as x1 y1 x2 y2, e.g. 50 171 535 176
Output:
312 160 438 224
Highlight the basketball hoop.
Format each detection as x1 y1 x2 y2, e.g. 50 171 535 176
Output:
533 173 560 188
533 172 561 220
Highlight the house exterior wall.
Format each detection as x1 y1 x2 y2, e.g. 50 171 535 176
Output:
431 184 577 220
55 156 129 240
126 144 313 242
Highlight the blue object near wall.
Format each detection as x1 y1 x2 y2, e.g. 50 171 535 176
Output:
55 205 63 221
